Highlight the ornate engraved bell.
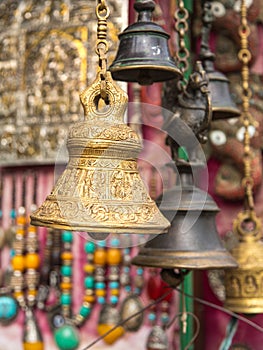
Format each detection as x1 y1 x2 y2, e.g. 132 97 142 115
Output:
30 72 170 234
109 0 182 85
224 212 263 314
132 165 237 269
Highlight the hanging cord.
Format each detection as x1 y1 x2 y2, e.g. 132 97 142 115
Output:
95 0 110 101
174 0 190 87
238 0 258 215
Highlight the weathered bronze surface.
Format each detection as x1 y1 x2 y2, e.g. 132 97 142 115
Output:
109 0 181 85
30 71 170 234
132 169 238 269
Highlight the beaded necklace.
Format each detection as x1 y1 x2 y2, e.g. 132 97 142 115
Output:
53 231 96 350
10 172 44 350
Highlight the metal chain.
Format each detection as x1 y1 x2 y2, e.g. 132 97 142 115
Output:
95 0 110 99
174 0 190 76
238 0 258 215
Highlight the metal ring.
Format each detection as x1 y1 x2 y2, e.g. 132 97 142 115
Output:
96 4 110 20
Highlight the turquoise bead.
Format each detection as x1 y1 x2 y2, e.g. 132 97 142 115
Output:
97 296 105 304
62 231 73 243
60 294 71 305
0 296 18 322
84 241 95 254
10 209 16 219
61 266 72 277
79 305 91 318
109 281 119 289
84 276 94 289
95 282 105 290
110 295 118 305
54 325 80 350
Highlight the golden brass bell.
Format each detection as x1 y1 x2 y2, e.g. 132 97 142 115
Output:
132 167 238 269
109 0 182 85
224 212 263 314
30 72 170 235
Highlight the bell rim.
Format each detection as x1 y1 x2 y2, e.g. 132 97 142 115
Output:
132 249 238 269
223 300 263 314
30 217 169 235
212 106 241 120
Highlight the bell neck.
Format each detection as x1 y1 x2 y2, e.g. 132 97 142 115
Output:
134 0 155 22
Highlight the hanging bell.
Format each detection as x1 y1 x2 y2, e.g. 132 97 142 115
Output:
132 164 238 270
30 71 170 235
109 0 182 85
199 1 240 120
224 212 263 314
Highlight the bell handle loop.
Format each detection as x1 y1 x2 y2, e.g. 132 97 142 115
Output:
134 0 155 22
233 211 262 241
80 71 128 121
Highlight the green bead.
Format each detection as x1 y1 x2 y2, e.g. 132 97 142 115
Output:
178 146 189 161
62 231 73 243
54 325 80 350
61 266 72 277
79 305 91 318
60 294 71 305
84 276 94 289
84 241 95 254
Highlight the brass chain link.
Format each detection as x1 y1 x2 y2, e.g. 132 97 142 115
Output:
238 0 258 218
174 0 190 77
95 0 110 99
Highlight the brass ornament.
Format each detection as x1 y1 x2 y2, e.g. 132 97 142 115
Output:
224 0 263 314
224 212 263 313
30 71 170 234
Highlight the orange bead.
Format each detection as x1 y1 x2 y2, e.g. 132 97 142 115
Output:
97 324 125 345
28 289 37 296
23 341 44 350
14 291 23 299
16 228 25 235
25 253 40 269
83 264 95 274
28 226 37 233
17 216 26 225
60 282 72 290
110 289 119 296
94 249 107 265
95 289 106 297
84 295 95 303
12 255 25 271
107 248 122 265
61 252 73 260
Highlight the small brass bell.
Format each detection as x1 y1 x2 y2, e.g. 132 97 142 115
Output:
225 212 263 314
109 0 182 85
132 164 238 270
31 72 170 235
199 1 240 120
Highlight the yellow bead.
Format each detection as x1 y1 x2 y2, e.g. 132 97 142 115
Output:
84 295 95 303
17 216 27 225
14 291 23 299
84 264 95 274
60 282 72 290
28 289 37 296
94 249 107 265
28 226 37 233
111 289 119 296
16 228 25 235
97 324 125 345
107 248 122 265
25 253 40 269
23 341 44 350
95 289 106 297
12 255 25 271
61 251 73 260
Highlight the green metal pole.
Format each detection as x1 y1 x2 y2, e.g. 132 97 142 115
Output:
179 1 194 350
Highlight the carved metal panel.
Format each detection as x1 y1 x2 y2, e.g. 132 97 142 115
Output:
0 0 127 165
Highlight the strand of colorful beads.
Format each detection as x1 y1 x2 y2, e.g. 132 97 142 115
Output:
54 231 96 350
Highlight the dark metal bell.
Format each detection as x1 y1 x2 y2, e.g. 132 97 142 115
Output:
199 1 240 120
132 167 238 270
202 58 241 120
109 0 182 85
